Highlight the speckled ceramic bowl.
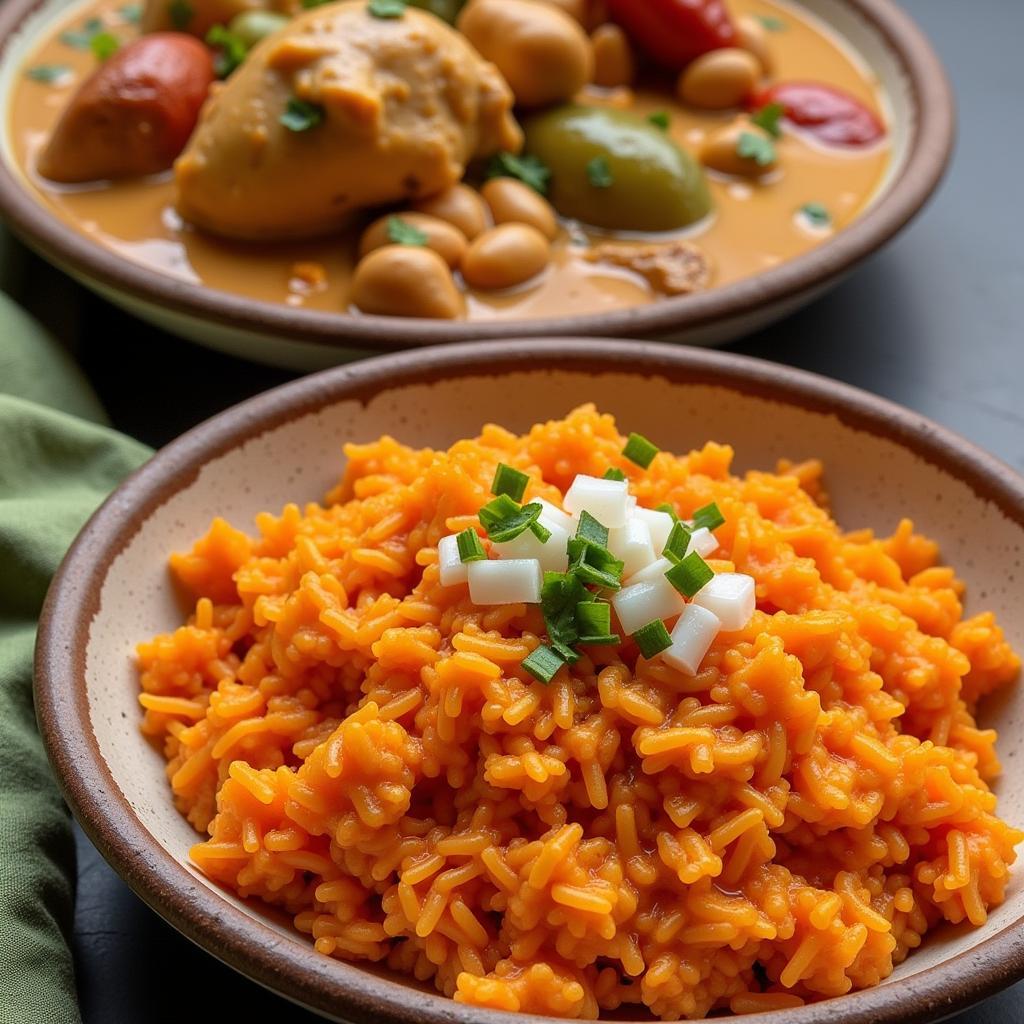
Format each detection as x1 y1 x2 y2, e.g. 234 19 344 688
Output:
36 339 1024 1023
0 0 953 370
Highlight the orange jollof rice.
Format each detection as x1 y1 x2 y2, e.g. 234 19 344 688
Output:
136 406 1021 1018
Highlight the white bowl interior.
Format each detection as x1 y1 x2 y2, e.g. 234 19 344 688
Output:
83 368 1024 1008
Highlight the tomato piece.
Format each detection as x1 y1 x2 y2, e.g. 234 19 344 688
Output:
755 81 886 147
607 0 735 70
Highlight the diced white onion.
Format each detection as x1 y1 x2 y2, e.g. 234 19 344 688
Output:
612 577 686 636
563 474 630 528
536 497 575 533
687 527 719 559
634 507 675 555
493 513 570 572
468 558 542 605
663 604 721 675
608 518 656 579
438 534 469 586
692 572 755 630
623 556 674 587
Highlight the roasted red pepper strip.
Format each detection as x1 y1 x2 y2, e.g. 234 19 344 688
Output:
755 81 886 147
607 0 735 70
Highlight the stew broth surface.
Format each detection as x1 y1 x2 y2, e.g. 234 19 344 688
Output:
9 0 891 319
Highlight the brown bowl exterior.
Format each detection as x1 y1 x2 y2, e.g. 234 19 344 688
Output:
0 0 953 358
35 339 1024 1024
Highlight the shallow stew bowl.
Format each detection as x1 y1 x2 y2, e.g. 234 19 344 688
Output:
0 0 953 370
35 339 1024 1023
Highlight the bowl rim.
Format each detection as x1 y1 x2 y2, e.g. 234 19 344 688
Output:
34 337 1024 1024
0 0 954 351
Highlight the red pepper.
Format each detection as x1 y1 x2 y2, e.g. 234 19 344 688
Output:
755 81 886 147
607 0 735 70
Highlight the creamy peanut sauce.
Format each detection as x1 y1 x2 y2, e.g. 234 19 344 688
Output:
9 0 891 319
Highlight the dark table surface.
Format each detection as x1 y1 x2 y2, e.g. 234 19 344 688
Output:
28 0 1023 1020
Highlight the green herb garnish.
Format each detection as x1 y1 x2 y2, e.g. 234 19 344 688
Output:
692 502 725 532
89 31 120 60
486 152 551 195
205 24 247 78
632 620 673 659
655 502 679 522
622 432 659 469
750 102 784 139
575 510 609 549
479 496 546 543
567 537 624 591
456 528 486 563
647 111 670 131
491 462 529 502
168 0 193 29
800 202 831 227
662 520 692 564
541 571 587 656
665 551 714 598
119 3 142 22
26 64 71 83
280 97 325 132
368 0 407 17
522 644 566 684
756 14 786 31
737 131 776 167
386 215 429 247
586 156 614 188
576 601 618 645
603 467 626 482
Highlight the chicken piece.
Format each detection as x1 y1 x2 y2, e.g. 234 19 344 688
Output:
585 240 712 295
141 0 267 38
174 0 522 241
37 34 215 184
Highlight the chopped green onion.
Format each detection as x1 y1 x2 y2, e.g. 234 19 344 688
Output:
486 152 551 195
603 467 626 482
522 644 565 684
387 215 429 247
368 0 406 15
662 520 692 564
567 537 624 591
665 552 714 598
455 528 486 563
529 519 552 543
551 639 581 664
26 64 70 83
478 497 544 543
576 601 618 645
280 97 324 132
541 571 587 654
168 0 193 29
622 432 660 469
655 502 679 522
756 14 786 31
647 111 670 131
491 462 529 502
692 502 725 531
632 619 673 659
587 156 614 188
575 510 609 548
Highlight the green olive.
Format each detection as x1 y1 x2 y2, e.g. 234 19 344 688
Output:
226 10 289 48
523 105 712 232
406 0 467 25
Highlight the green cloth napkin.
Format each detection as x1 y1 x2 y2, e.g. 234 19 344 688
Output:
0 291 151 1024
